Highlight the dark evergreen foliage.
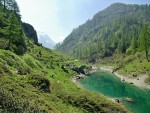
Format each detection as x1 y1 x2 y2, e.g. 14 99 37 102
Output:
56 3 150 61
0 0 20 14
22 22 38 44
0 1 39 55
0 12 26 54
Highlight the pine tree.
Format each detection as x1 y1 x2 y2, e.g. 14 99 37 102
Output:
0 0 19 14
139 25 150 61
117 39 123 53
0 0 6 12
11 0 20 14
131 36 137 54
7 13 26 54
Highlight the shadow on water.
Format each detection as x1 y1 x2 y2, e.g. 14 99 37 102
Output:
78 71 150 113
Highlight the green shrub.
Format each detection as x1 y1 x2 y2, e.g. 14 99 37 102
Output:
28 74 51 92
126 47 132 55
0 63 12 76
23 54 38 69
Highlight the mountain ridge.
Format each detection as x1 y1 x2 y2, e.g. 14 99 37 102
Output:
56 3 150 90
56 3 150 60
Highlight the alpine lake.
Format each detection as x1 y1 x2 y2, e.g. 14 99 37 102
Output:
78 71 150 113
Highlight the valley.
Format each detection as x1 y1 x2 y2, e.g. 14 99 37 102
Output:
0 1 150 113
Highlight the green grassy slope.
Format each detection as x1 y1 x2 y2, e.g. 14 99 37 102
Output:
0 39 130 113
97 52 150 83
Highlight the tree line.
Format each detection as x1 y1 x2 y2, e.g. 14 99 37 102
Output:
0 0 26 55
56 3 150 62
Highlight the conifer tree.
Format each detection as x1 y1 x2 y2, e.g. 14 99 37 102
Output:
6 13 26 54
0 0 19 14
0 0 6 12
131 36 137 54
117 39 123 53
139 25 150 61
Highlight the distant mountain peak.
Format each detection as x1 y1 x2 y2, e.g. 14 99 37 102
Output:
37 31 56 49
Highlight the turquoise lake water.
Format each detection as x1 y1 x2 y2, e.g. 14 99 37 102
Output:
78 71 150 113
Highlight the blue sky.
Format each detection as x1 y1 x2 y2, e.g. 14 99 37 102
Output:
16 0 150 43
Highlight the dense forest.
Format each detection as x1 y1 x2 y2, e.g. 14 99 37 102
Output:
56 3 150 62
0 0 27 55
0 1 131 113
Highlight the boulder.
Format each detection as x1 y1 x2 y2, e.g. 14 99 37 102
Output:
124 97 134 103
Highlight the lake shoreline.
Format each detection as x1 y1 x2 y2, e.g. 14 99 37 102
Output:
71 66 98 83
71 65 150 89
71 65 150 113
99 66 150 89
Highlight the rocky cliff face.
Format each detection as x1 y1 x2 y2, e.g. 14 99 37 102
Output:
22 22 38 44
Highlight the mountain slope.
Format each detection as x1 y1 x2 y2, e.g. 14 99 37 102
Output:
0 35 130 113
56 3 150 60
0 1 130 112
56 3 150 88
22 22 38 44
37 32 56 49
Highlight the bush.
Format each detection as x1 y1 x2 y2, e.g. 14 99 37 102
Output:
88 57 96 63
23 54 38 69
0 63 12 76
28 74 51 92
126 47 132 55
